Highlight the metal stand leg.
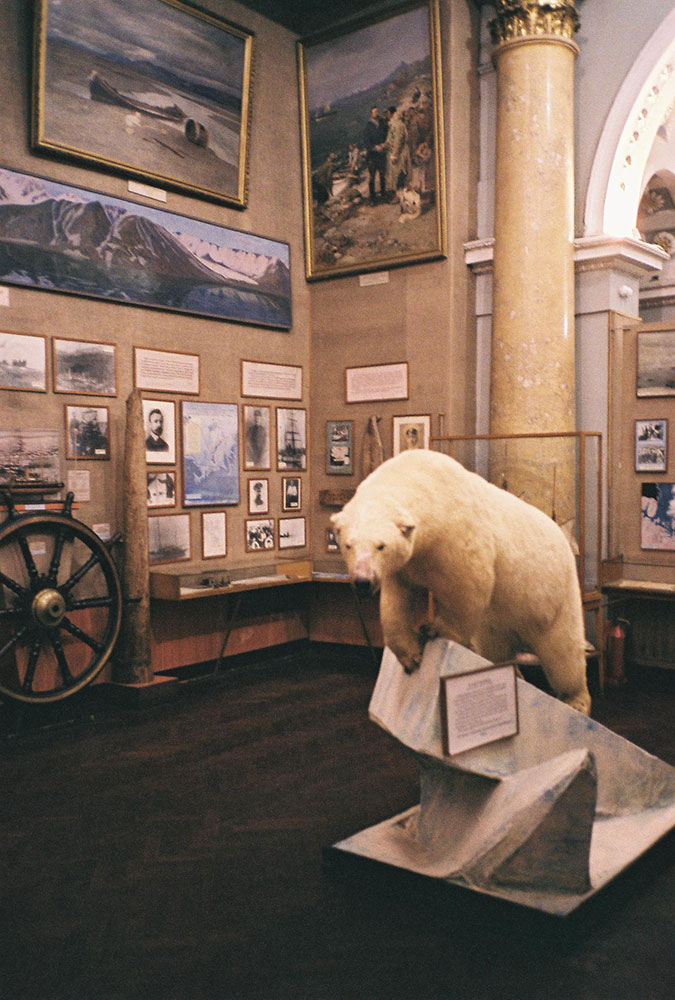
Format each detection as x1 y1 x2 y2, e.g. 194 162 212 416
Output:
213 593 243 676
349 583 381 670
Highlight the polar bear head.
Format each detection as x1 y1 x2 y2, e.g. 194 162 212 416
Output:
330 500 417 595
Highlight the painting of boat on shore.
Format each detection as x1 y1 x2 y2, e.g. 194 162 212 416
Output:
637 330 675 397
298 0 445 279
33 0 253 207
0 167 291 329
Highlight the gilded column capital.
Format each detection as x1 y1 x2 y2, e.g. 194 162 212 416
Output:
489 1 579 46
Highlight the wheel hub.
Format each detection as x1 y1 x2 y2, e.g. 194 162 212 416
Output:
32 588 66 628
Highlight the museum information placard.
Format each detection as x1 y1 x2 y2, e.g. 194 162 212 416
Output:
441 664 518 756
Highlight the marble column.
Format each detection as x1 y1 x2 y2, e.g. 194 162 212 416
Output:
489 1 580 522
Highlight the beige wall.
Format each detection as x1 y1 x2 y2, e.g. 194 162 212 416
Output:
0 0 309 569
308 0 480 559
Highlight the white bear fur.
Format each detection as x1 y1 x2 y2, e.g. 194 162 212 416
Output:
331 450 591 715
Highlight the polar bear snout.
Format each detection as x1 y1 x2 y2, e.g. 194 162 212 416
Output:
353 576 376 597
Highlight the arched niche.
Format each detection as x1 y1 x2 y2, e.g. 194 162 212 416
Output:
584 7 675 240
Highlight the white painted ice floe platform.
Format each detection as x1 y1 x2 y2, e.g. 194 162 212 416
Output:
331 640 675 917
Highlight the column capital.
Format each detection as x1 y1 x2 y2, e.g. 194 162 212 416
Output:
489 1 579 46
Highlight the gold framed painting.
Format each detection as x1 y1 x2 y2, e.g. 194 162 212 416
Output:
298 0 446 280
32 0 254 208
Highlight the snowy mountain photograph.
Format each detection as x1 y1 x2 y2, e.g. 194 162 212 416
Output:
0 167 291 328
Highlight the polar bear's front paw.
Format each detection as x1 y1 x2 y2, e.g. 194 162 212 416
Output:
399 650 422 674
418 621 440 644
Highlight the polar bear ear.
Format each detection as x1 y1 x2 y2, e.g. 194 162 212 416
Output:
330 512 342 533
395 509 416 539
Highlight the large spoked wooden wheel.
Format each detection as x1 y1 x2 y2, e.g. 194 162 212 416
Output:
0 497 122 704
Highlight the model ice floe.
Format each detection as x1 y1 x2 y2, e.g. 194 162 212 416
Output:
331 640 675 916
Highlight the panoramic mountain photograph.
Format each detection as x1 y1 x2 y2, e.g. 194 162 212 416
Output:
0 167 292 328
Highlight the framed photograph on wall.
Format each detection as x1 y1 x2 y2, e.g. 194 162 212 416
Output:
282 476 302 512
245 517 275 552
0 330 47 392
0 429 60 486
279 516 306 550
146 471 176 509
53 337 117 395
326 420 353 474
142 398 176 464
202 511 227 559
637 330 675 397
276 407 307 471
635 419 667 473
247 477 269 515
148 512 191 564
640 482 675 550
182 401 239 506
65 405 110 460
298 0 446 280
326 526 339 552
242 404 271 471
32 0 254 209
392 413 430 455
0 166 291 330
134 346 199 395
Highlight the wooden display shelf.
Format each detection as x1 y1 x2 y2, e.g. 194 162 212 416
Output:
150 557 312 601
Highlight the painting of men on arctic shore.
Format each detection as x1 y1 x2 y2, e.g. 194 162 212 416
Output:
298 0 446 280
33 0 253 207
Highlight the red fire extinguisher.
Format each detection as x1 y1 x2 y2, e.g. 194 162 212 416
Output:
606 618 629 686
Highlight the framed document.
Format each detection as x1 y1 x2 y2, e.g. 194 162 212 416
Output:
134 347 199 395
345 362 408 403
441 664 519 757
202 511 227 559
241 360 303 401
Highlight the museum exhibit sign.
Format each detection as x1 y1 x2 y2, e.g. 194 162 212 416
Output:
32 0 254 208
298 0 446 280
0 166 292 329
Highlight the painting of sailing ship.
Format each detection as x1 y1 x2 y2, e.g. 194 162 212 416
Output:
33 0 254 207
0 167 291 329
148 513 191 564
0 430 61 487
276 408 307 471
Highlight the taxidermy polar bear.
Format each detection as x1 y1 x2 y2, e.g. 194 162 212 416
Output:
331 449 591 715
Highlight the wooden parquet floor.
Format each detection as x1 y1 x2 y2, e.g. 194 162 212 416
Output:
0 648 674 1000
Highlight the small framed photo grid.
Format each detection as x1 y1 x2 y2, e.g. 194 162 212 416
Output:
282 476 302 512
392 414 431 455
279 516 306 550
635 419 667 473
326 420 353 475
243 404 271 471
245 518 275 552
65 405 110 460
146 471 176 509
143 398 176 464
247 477 269 515
276 407 307 471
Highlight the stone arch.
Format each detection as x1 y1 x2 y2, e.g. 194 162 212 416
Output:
584 7 675 239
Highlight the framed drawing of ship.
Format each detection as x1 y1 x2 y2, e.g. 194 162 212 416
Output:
32 0 254 208
0 167 291 329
